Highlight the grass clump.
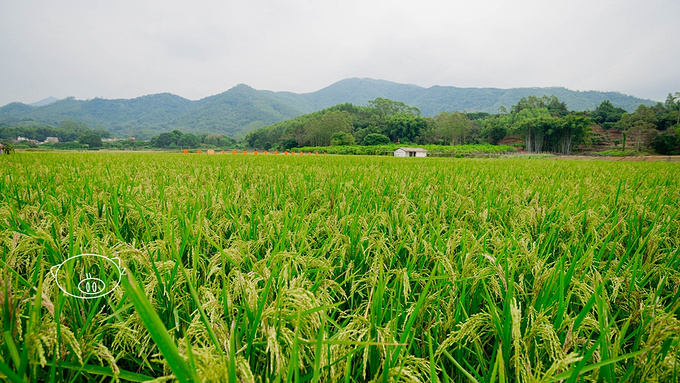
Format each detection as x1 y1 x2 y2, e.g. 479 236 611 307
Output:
598 149 641 156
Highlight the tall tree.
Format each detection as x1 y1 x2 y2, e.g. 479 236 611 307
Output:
384 113 427 143
481 118 508 145
430 112 473 145
178 133 199 148
304 110 353 146
513 116 559 153
616 105 658 150
591 100 626 130
367 98 421 117
665 92 680 126
77 133 102 148
554 113 592 154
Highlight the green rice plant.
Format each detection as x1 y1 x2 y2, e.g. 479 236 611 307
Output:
0 152 678 382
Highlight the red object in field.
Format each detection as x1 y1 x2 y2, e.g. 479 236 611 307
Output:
183 149 188 154
233 150 237 154
315 152 318 155
284 151 288 155
264 151 268 155
254 151 258 155
300 152 303 155
197 150 202 154
275 151 278 155
243 150 247 155
222 150 225 154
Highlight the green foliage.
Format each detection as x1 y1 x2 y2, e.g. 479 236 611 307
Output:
304 111 353 146
556 113 592 153
599 149 639 156
591 100 626 129
177 133 199 149
0 80 659 139
0 121 110 142
384 113 427 143
249 95 605 154
0 142 14 154
367 97 421 116
279 138 298 151
616 105 659 150
203 134 236 148
651 132 680 154
294 143 516 155
649 102 676 131
150 130 236 149
330 132 356 146
53 141 87 150
511 95 568 116
361 133 390 146
421 111 473 145
509 100 592 154
665 92 680 127
481 118 508 145
76 133 102 148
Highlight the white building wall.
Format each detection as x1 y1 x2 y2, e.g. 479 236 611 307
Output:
415 152 427 157
394 149 407 157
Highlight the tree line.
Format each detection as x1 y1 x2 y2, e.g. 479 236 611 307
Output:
244 93 680 155
0 121 110 143
3 93 679 154
148 130 238 149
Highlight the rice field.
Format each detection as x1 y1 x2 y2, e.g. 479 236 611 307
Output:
0 152 679 382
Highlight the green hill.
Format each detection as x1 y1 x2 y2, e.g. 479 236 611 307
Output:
0 78 657 139
172 84 306 137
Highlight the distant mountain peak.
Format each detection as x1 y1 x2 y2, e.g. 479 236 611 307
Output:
0 78 656 140
30 97 59 107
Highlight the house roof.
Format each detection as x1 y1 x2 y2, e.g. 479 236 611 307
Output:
396 147 428 152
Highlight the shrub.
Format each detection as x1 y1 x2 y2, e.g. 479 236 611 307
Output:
330 132 356 146
362 133 390 146
651 133 680 155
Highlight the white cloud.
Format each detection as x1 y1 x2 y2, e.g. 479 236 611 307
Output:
0 0 678 105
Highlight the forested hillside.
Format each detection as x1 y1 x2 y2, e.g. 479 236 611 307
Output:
245 93 680 155
0 78 657 139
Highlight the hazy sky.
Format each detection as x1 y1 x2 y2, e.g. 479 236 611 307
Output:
1 0 678 106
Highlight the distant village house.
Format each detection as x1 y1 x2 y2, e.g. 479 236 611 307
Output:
45 137 59 143
17 136 41 145
394 147 428 157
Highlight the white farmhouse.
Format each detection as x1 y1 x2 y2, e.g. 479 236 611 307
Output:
394 147 428 157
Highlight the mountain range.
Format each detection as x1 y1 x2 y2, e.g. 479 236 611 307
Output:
0 78 656 139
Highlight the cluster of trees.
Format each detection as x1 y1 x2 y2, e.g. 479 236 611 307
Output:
244 97 588 154
149 130 238 149
596 92 680 154
245 98 486 151
0 121 111 143
3 92 679 155
478 95 592 154
245 93 680 155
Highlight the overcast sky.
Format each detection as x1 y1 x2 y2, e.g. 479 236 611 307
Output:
1 0 678 106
